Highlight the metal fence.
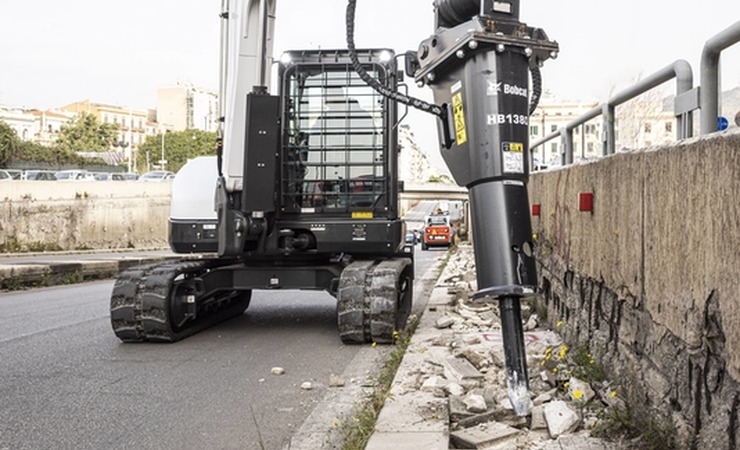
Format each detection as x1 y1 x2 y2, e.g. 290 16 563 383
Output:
530 21 740 168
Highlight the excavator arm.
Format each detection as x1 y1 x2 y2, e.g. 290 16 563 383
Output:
219 0 276 193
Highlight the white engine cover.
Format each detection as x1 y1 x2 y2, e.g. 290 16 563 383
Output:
170 156 218 221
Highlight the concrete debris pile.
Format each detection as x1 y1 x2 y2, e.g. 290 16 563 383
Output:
373 245 627 450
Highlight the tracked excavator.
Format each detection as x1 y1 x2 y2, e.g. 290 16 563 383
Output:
110 0 556 416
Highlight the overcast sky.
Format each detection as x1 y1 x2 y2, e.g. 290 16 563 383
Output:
1 0 739 156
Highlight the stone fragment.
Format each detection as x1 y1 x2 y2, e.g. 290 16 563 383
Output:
445 382 466 397
530 404 547 430
463 335 481 345
329 374 345 387
543 400 579 438
300 381 313 390
421 375 447 392
533 388 557 406
449 422 520 449
456 407 510 428
463 393 488 413
435 316 456 329
449 395 476 422
523 313 538 331
569 377 596 403
460 349 491 370
442 357 484 387
459 300 493 313
271 367 285 375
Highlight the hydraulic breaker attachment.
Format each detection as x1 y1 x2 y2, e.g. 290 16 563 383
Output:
416 0 558 416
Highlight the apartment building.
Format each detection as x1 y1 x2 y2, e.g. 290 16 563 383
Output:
529 98 601 167
156 83 218 132
60 100 154 169
0 106 36 141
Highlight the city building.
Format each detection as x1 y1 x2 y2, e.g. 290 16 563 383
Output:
397 124 447 184
27 109 77 147
156 83 218 132
60 100 153 172
0 106 36 141
529 96 601 167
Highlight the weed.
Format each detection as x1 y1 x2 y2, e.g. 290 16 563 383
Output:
61 270 82 285
593 402 676 450
571 344 607 383
27 242 64 253
0 238 23 253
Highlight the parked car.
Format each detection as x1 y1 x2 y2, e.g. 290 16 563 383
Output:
0 169 12 181
140 171 175 182
55 170 95 181
405 230 416 244
5 169 23 180
95 172 126 181
24 170 57 181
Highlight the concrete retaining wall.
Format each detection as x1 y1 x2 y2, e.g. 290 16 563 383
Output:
0 182 171 251
529 128 740 448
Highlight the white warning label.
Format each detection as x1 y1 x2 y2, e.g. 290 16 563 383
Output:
502 142 524 174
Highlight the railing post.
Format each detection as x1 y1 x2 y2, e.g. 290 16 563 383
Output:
700 21 740 134
561 128 574 164
602 104 615 155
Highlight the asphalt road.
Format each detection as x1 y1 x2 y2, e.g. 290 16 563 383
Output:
0 246 440 450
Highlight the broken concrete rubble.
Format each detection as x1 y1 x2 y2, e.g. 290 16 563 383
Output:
369 245 623 450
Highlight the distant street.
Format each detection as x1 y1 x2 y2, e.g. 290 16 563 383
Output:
0 243 439 450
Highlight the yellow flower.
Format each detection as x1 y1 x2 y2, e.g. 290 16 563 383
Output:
589 359 595 364
332 421 339 427
553 367 558 373
371 342 377 347
557 321 563 327
573 390 583 400
540 360 546 366
610 391 617 398
563 382 570 389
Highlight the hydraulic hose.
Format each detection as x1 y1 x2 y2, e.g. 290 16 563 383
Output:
529 65 541 115
345 0 446 119
346 0 543 119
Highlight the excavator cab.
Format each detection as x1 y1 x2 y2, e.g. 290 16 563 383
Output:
280 50 394 217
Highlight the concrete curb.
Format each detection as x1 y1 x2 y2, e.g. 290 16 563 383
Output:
0 255 180 289
365 259 461 449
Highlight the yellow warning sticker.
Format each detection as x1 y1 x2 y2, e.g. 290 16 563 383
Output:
352 212 373 219
451 91 467 145
507 142 524 152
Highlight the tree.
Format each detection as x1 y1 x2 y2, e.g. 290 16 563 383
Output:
56 112 119 154
137 129 217 173
0 120 20 166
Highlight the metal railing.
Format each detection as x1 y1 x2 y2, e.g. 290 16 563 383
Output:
531 20 740 168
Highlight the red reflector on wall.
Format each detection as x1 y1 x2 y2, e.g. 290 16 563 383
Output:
579 192 594 212
532 204 541 216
